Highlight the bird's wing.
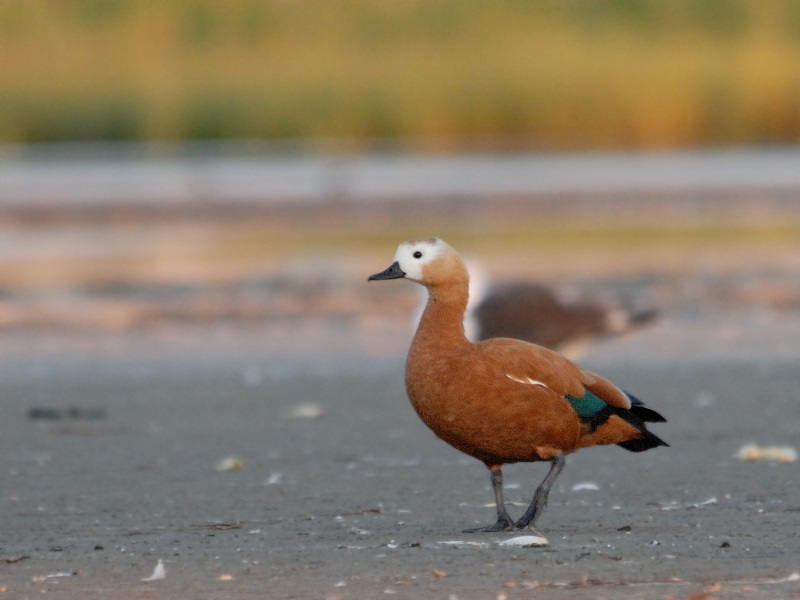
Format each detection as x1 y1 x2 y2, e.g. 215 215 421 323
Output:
581 372 632 410
476 337 589 397
476 338 632 416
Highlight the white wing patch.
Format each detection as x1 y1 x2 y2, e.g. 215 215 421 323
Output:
506 374 549 389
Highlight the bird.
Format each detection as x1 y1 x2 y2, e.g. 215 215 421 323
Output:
412 258 658 358
473 280 658 356
368 237 667 534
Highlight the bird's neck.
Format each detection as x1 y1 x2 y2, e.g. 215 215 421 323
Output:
412 283 471 351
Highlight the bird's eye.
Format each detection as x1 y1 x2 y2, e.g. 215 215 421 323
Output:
413 251 423 259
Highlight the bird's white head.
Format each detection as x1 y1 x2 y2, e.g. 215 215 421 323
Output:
368 237 468 289
394 237 449 282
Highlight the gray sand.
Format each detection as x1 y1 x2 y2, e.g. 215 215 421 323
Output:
1 315 799 599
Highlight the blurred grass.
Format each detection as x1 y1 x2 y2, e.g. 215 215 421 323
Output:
1 0 798 148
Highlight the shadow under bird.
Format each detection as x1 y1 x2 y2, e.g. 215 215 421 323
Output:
368 238 668 534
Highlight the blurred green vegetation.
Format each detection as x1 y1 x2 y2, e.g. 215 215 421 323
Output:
1 0 798 148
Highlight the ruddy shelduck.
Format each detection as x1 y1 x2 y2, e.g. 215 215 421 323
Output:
369 238 667 533
475 281 658 352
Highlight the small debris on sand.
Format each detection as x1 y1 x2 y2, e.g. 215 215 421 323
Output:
32 572 79 583
192 521 242 530
735 444 797 463
438 540 490 548
141 559 166 582
28 407 106 421
215 456 244 471
1 555 29 564
285 402 326 419
571 481 600 491
497 535 549 547
264 472 282 485
691 497 717 508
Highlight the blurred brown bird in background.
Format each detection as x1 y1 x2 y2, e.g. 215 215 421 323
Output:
474 281 659 357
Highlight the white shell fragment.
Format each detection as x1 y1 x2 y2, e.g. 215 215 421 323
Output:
736 444 797 463
438 540 490 548
264 472 282 485
32 572 77 582
661 497 718 510
285 402 326 419
497 535 549 547
691 497 717 508
141 559 166 582
571 481 600 491
215 456 244 472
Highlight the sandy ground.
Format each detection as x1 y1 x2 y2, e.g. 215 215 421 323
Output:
1 312 800 600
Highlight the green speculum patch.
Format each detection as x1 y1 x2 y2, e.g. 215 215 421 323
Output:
566 390 608 419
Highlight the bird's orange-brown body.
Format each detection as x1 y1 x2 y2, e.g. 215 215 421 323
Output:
369 237 667 533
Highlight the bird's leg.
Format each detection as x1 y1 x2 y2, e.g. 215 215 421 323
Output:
515 453 565 530
463 466 515 533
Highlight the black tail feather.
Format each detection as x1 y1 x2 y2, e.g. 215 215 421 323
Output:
629 404 667 423
617 429 669 452
624 390 667 423
610 395 669 453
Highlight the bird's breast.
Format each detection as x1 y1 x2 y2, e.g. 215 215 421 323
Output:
405 349 583 463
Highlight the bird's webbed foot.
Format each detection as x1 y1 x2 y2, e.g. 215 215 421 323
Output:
463 514 516 533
